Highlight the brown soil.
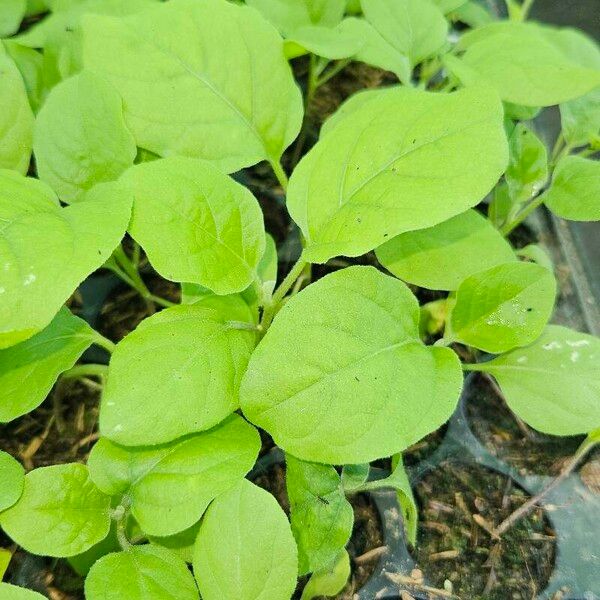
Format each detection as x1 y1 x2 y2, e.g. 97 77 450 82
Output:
411 462 556 600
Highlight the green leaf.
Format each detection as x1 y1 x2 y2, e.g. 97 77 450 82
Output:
241 266 463 464
287 86 507 264
543 155 600 221
470 326 600 436
0 174 132 348
0 44 33 174
361 0 448 67
68 521 120 576
284 22 362 60
0 584 47 600
85 545 199 600
505 123 548 203
448 262 556 353
560 87 600 147
376 210 516 291
453 1 494 28
3 41 45 113
516 244 554 273
286 454 353 575
0 463 111 557
446 22 600 106
0 0 26 37
34 71 136 203
88 415 260 536
433 0 466 13
121 157 266 295
0 451 24 512
193 480 298 600
100 297 257 446
0 308 97 422
503 102 541 121
148 521 200 564
300 549 350 600
341 464 370 492
82 0 303 173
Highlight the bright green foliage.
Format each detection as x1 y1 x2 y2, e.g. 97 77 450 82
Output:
82 0 303 173
446 22 600 106
300 550 350 600
517 244 554 273
0 464 111 557
433 0 466 12
3 40 45 113
561 88 600 147
0 451 24 512
85 545 199 600
100 297 257 446
543 155 600 221
68 522 120 576
376 210 516 291
122 157 266 295
341 464 370 491
287 86 507 263
0 44 33 174
88 415 260 536
470 326 600 436
0 174 131 348
149 522 200 564
505 123 548 204
0 584 47 600
193 480 298 600
286 454 354 575
448 262 556 353
361 0 448 67
0 0 26 37
34 71 136 203
285 22 361 61
0 308 97 422
241 267 463 463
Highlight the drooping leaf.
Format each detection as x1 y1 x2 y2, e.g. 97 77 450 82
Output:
193 480 298 600
0 174 132 348
0 0 26 37
376 210 516 291
0 584 47 600
0 463 111 557
286 454 354 575
448 262 556 353
445 22 600 106
34 71 136 203
543 155 600 221
88 415 260 536
100 297 257 446
284 22 361 60
470 326 600 436
0 44 33 174
241 267 463 464
300 550 350 600
121 157 266 295
0 451 24 512
85 545 199 600
505 123 548 203
287 86 507 264
361 0 448 67
82 0 303 173
0 308 97 422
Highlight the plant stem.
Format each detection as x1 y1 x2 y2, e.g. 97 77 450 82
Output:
270 159 289 191
499 191 546 236
492 435 597 538
93 332 116 354
316 58 351 88
521 0 536 19
61 364 109 380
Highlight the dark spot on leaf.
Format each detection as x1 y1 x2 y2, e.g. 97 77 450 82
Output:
526 307 533 312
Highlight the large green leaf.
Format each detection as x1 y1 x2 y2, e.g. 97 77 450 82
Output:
448 262 556 353
446 22 600 106
3 40 45 113
543 155 600 221
376 210 516 291
193 480 298 600
82 0 303 173
88 415 260 536
34 70 136 203
0 174 132 348
0 451 24 512
0 44 33 174
0 0 26 37
469 326 600 436
100 297 257 446
361 0 448 67
241 267 463 464
286 454 353 575
121 157 266 295
287 86 507 263
300 550 350 600
0 464 111 557
85 545 199 600
0 308 97 422
0 584 47 600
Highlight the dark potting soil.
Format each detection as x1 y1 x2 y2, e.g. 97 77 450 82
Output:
412 462 556 600
253 463 384 599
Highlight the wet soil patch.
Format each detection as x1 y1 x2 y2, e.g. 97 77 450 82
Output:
412 461 555 599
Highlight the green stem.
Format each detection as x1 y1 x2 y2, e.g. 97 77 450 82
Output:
316 58 351 88
521 0 536 19
61 363 109 380
500 192 546 236
93 332 116 354
462 362 485 371
270 159 289 191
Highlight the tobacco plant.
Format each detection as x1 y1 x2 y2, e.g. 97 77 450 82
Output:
1 0 600 598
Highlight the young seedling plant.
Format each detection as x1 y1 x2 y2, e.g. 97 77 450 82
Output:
1 0 600 598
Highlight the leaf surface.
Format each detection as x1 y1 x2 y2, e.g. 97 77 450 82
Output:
0 451 24 512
